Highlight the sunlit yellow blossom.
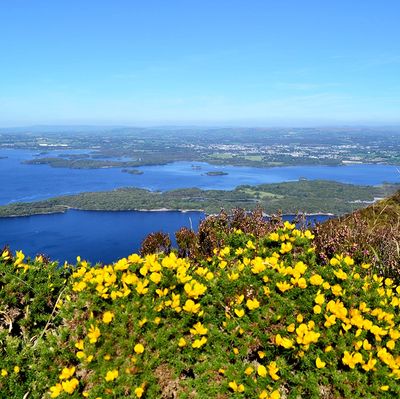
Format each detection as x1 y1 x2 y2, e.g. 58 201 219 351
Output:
184 280 207 299
246 240 256 250
331 284 343 296
1 369 8 377
102 311 114 324
219 260 227 269
228 271 239 280
134 343 145 354
370 324 388 341
156 288 168 297
387 340 395 350
150 272 162 284
229 381 245 392
251 257 266 273
235 308 245 317
178 338 187 347
276 281 292 292
105 369 119 382
75 340 84 350
276 334 294 349
136 279 149 295
259 390 279 399
87 324 101 343
316 357 326 369
304 230 314 240
192 336 207 348
235 247 244 255
322 281 330 290
269 232 279 241
86 355 94 363
362 356 377 372
61 378 79 394
333 269 348 280
313 305 322 314
49 383 63 398
330 257 341 266
287 323 295 332
342 351 363 369
73 281 87 292
206 271 214 280
135 387 144 398
280 242 292 254
245 366 254 375
296 277 307 289
139 318 147 327
344 255 354 266
268 361 280 380
257 365 267 377
190 322 208 335
246 298 260 310
59 366 75 380
183 299 200 313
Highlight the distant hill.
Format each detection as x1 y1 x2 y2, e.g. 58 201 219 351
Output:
314 189 400 278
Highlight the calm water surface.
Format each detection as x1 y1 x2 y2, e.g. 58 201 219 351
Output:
1 148 399 204
0 209 330 264
0 210 204 264
0 148 391 262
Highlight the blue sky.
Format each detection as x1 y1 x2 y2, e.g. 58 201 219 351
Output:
0 0 399 126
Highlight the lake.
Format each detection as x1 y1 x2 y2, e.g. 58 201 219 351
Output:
0 209 330 264
0 210 204 264
0 148 399 204
0 148 393 263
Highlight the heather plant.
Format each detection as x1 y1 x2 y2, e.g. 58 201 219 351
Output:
140 232 171 256
2 221 400 398
314 191 400 282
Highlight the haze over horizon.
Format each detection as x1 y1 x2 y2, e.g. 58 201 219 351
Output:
1 0 399 127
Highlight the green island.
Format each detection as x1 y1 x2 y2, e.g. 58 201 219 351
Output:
0 180 398 217
205 171 229 176
121 168 144 175
1 191 399 398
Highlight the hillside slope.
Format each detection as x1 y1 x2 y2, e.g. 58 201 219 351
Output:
314 190 400 278
1 217 400 398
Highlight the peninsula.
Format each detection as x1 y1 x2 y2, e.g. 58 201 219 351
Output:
0 180 397 217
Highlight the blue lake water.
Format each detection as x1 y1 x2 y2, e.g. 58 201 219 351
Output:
0 148 395 262
0 209 330 264
0 210 205 264
0 148 399 205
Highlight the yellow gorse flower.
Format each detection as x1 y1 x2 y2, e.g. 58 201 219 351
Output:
105 369 118 382
87 324 101 343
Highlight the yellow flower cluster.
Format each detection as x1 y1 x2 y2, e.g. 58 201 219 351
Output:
49 367 79 397
43 222 400 398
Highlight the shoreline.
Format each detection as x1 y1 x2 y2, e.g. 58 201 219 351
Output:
0 206 336 219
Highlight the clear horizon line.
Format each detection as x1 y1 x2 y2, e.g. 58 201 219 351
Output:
1 122 400 131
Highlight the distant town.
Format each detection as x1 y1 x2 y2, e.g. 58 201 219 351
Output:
0 126 399 168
